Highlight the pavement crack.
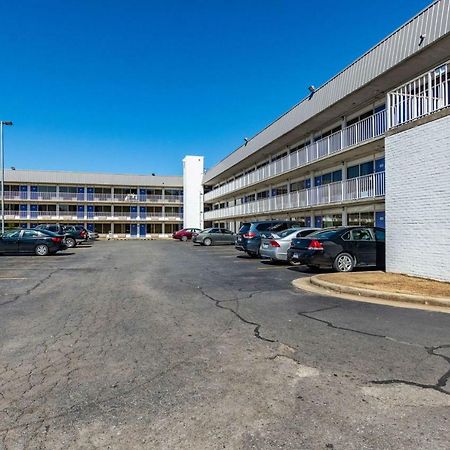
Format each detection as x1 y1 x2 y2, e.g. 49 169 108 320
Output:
298 309 450 396
0 269 60 307
198 287 276 343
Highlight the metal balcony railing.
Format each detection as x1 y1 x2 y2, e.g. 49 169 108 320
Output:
2 192 183 204
4 213 182 221
204 172 385 220
388 61 450 128
204 110 386 202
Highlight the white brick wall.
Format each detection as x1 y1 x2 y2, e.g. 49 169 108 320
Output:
385 114 450 282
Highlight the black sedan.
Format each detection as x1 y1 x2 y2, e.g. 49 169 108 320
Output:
287 226 385 272
0 228 67 256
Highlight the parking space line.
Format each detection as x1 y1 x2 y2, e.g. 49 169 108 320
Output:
0 277 29 280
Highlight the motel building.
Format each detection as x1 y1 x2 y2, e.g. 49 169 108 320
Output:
2 0 450 282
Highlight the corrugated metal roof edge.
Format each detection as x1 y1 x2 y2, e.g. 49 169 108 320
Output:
203 0 443 183
4 169 183 185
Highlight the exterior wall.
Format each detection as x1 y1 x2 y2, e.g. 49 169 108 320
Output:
385 113 450 282
183 156 204 229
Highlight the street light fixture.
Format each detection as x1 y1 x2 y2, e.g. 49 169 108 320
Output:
0 121 13 234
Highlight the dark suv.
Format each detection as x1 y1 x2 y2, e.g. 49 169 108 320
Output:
235 220 302 257
35 224 88 248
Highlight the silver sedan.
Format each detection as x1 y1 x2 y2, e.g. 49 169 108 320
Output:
260 227 319 262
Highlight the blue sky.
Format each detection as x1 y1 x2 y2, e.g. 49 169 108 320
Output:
1 0 431 176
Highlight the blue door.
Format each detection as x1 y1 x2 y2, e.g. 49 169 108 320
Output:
20 223 28 229
315 216 323 228
305 216 311 227
130 206 138 219
314 176 322 187
77 205 85 219
87 223 95 232
139 224 146 237
139 206 146 219
87 205 94 219
305 179 312 189
20 185 28 200
77 187 85 201
139 188 147 202
87 187 94 201
130 223 138 237
30 186 38 200
30 223 37 228
30 204 38 219
375 212 385 229
19 204 27 219
375 158 385 173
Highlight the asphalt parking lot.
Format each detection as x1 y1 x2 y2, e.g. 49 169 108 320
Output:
1 240 450 449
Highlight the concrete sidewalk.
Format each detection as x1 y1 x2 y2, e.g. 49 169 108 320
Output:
294 271 450 309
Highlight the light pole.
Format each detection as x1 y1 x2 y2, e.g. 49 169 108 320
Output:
0 121 13 234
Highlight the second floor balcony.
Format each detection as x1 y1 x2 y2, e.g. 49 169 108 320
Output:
204 172 385 220
4 212 183 221
204 110 386 203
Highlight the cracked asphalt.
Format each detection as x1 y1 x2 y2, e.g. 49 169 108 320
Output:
0 240 449 449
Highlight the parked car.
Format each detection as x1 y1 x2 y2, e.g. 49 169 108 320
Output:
35 224 88 248
172 228 202 242
0 228 67 256
192 228 235 246
235 220 304 257
87 229 99 240
287 226 385 272
260 227 319 263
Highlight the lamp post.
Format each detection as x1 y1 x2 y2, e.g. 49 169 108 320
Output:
0 121 13 234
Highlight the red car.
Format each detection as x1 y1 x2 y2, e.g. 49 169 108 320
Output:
172 228 202 242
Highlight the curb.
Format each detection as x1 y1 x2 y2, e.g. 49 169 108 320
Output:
307 275 450 308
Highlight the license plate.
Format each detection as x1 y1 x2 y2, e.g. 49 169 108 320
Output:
238 237 242 242
262 243 269 248
293 253 299 259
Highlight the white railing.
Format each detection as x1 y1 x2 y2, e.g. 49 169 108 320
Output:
205 110 386 202
2 192 182 204
204 172 385 220
5 213 182 221
388 61 449 128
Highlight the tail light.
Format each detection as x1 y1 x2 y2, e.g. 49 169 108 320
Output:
270 240 280 248
81 231 87 238
308 240 324 250
243 232 257 239
51 237 62 243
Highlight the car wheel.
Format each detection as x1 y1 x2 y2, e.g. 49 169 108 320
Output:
203 238 212 246
181 235 188 242
35 244 49 256
334 253 355 272
65 237 76 248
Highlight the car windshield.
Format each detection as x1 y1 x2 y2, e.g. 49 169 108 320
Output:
276 228 300 238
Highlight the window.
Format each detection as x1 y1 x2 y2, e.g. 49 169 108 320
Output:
3 230 21 238
322 214 342 228
210 228 221 234
23 230 38 238
347 165 360 179
297 229 317 237
350 229 373 241
360 161 374 176
348 212 374 226
257 190 269 199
